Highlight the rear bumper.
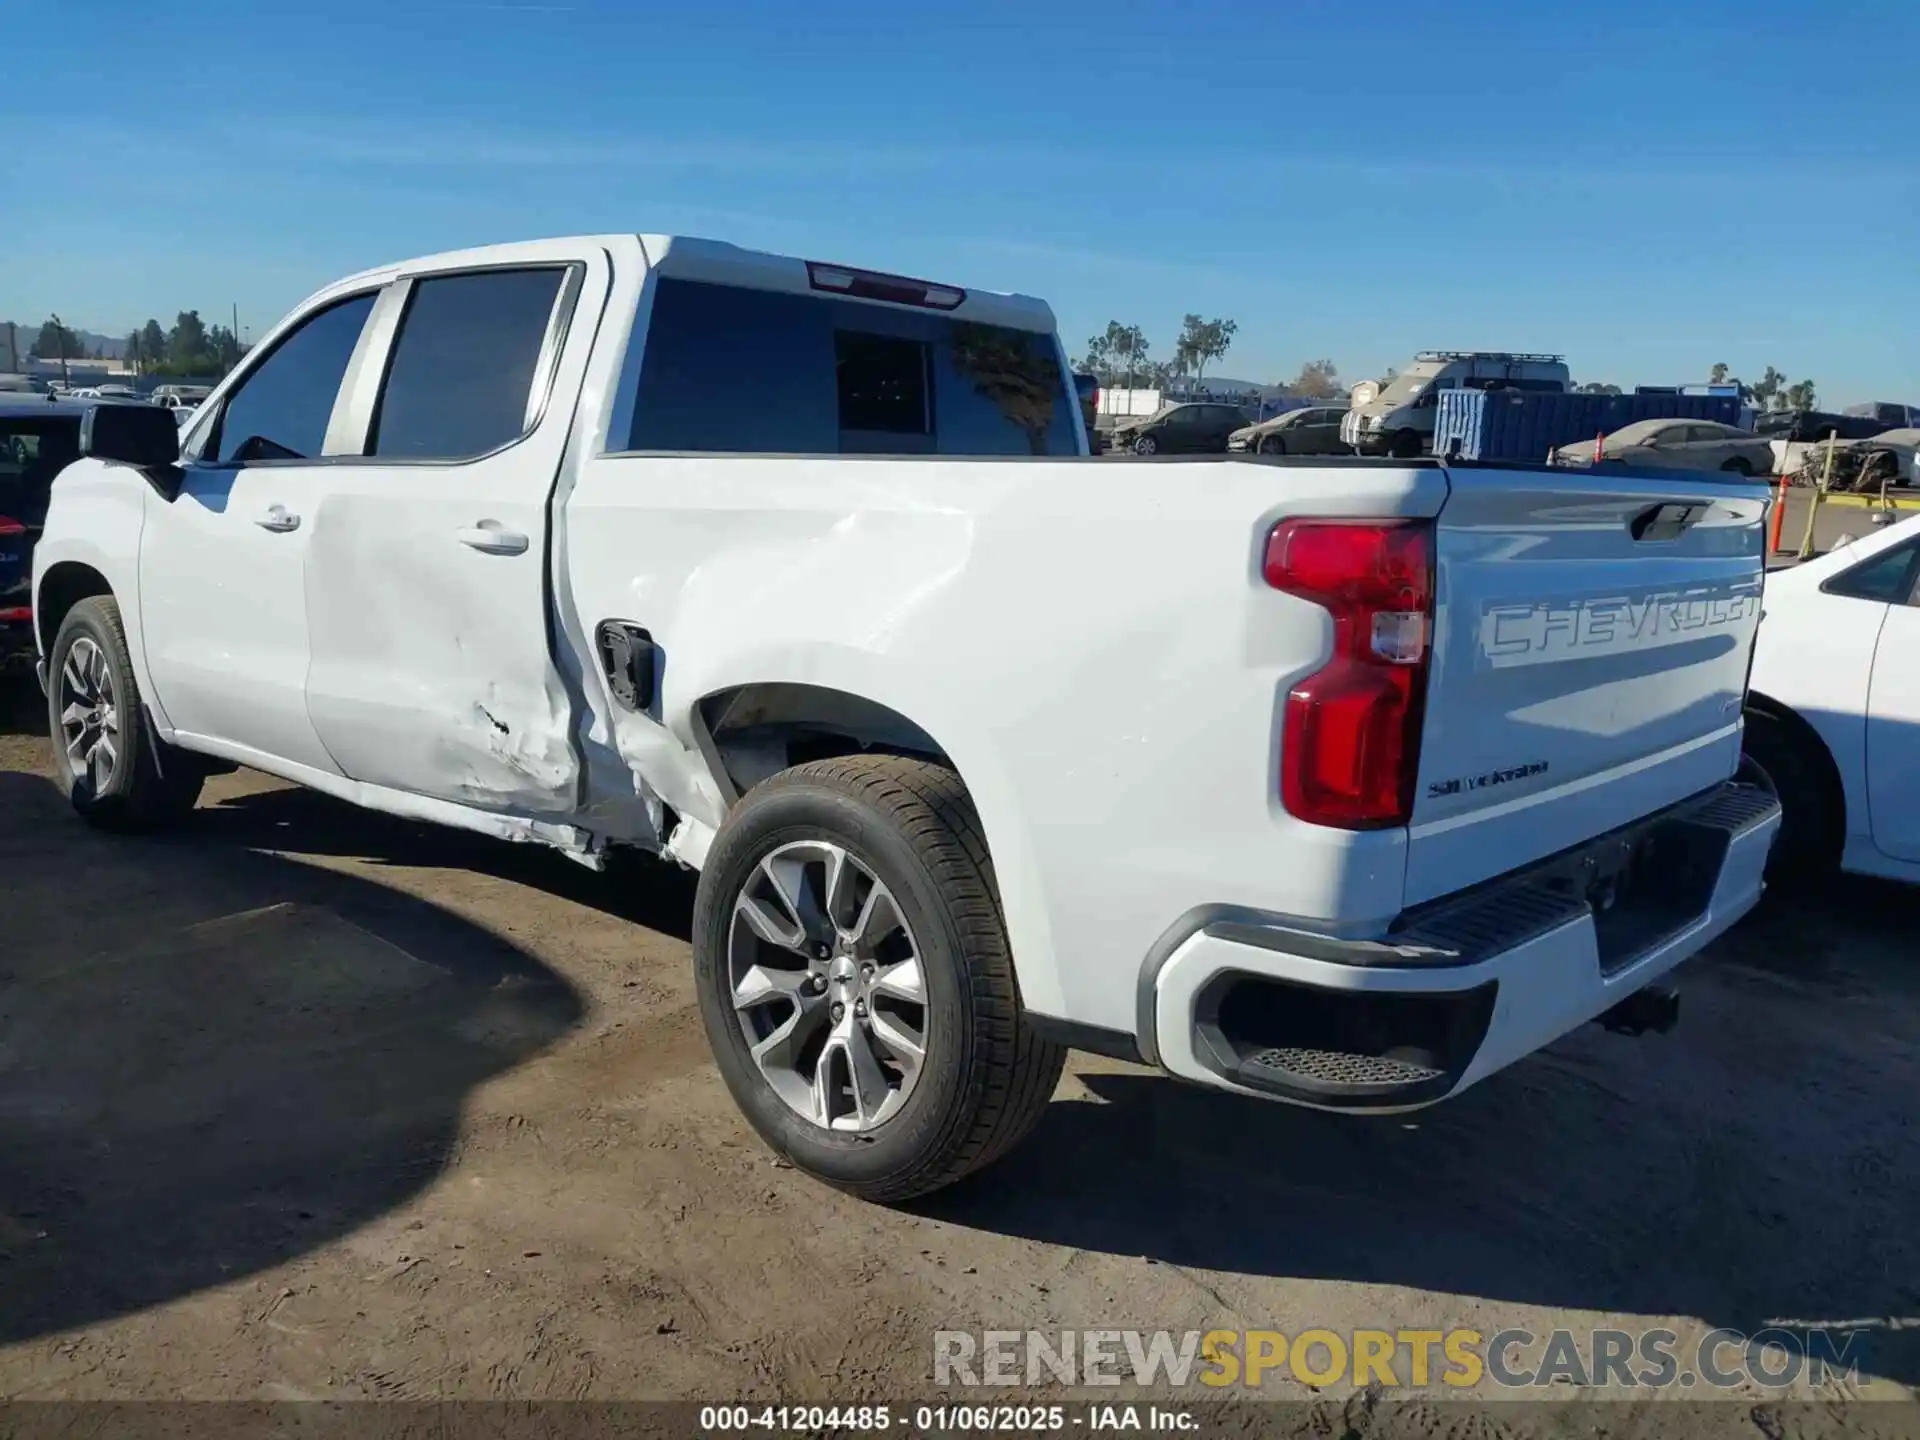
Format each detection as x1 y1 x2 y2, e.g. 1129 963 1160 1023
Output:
1144 780 1780 1111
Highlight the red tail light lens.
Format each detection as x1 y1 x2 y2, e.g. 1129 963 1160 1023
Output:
806 261 966 311
1265 519 1434 829
0 516 24 537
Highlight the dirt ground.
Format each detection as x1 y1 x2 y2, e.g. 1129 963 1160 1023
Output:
2 675 1917 1414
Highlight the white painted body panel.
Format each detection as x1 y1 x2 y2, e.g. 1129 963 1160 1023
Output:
1749 513 1920 879
34 231 1777 1088
139 463 343 775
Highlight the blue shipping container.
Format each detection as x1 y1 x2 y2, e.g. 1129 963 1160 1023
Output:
1435 391 1745 463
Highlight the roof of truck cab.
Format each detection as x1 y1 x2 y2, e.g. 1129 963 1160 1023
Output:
321 233 1059 335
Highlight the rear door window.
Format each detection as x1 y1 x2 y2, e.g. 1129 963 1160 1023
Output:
370 267 569 460
625 278 1075 457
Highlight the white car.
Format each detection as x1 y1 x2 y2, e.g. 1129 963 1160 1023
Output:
1747 514 1920 884
33 233 1778 1201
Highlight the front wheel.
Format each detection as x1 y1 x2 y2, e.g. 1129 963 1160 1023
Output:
1133 434 1158 456
1258 435 1286 456
1721 457 1754 476
48 596 204 829
1389 430 1423 459
692 756 1065 1202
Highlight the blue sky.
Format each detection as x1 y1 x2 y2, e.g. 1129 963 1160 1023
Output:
6 0 1917 404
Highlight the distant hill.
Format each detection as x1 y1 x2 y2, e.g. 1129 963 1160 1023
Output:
0 322 125 364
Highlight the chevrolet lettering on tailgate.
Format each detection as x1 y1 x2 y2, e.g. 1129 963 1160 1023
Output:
1478 578 1763 669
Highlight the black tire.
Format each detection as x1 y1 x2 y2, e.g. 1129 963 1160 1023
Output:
1133 434 1158 456
1741 706 1841 885
1721 457 1754 476
692 755 1065 1202
1389 429 1422 459
1258 435 1286 456
47 595 204 830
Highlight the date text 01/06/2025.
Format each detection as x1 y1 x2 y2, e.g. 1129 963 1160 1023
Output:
697 1403 1198 1432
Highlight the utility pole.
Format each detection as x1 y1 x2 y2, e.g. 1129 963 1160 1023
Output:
3 321 16 375
49 313 70 386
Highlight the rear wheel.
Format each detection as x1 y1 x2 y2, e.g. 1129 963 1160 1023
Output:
1740 706 1841 885
48 596 204 829
693 756 1065 1203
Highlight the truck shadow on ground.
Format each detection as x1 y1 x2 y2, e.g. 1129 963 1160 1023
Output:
0 675 47 737
184 782 699 943
925 879 1920 1389
0 771 585 1346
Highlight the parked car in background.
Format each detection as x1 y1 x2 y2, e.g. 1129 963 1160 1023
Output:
1756 409 1889 476
1227 404 1349 456
1108 401 1249 455
0 396 86 672
1755 410 1887 444
1746 512 1920 885
153 384 213 409
30 231 1778 1202
1847 401 1920 429
1552 418 1773 475
1341 351 1570 458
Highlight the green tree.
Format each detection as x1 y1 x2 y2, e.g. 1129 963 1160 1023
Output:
1078 321 1148 387
1709 362 1730 385
1747 365 1788 410
950 322 1062 455
140 319 167 364
207 324 244 372
1282 359 1342 398
29 319 82 362
1174 314 1238 388
1784 378 1818 412
1576 381 1623 394
124 330 144 374
167 310 210 371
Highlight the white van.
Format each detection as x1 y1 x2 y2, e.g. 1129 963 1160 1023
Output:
1341 351 1570 457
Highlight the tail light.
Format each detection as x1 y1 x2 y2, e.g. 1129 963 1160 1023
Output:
807 261 966 311
0 516 24 537
1264 519 1434 829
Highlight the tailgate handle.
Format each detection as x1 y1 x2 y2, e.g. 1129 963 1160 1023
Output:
1630 502 1706 543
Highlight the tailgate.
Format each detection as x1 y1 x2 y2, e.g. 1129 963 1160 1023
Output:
1406 464 1768 905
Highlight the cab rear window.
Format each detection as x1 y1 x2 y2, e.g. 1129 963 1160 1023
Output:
625 279 1076 457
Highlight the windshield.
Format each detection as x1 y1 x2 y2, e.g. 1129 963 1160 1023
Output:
1603 419 1679 446
1375 365 1441 406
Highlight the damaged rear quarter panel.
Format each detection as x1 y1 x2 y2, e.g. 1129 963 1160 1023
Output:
560 453 1442 1030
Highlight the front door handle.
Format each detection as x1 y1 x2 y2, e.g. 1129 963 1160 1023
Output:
255 505 301 533
457 520 530 556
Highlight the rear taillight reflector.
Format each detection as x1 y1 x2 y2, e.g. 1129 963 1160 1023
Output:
0 607 29 622
0 516 25 536
807 260 966 310
1265 519 1435 829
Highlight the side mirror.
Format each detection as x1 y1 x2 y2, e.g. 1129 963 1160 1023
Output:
80 402 182 468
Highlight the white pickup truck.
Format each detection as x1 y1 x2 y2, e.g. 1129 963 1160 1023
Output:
32 234 1780 1201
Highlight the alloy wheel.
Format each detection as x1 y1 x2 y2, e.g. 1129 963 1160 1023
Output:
58 636 120 795
727 840 929 1132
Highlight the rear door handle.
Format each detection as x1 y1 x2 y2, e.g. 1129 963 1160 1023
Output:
457 520 530 556
255 505 301 533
